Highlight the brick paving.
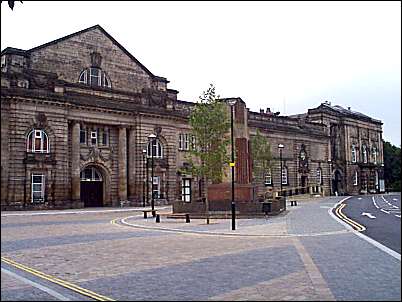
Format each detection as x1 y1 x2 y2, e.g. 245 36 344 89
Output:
1 198 401 301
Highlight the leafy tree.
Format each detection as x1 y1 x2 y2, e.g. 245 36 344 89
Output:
186 84 231 223
1 0 23 10
250 129 273 201
250 129 273 185
383 140 401 191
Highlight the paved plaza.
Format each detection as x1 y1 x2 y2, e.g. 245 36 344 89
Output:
1 197 401 301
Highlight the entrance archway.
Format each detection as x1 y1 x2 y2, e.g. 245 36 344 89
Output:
333 170 342 195
80 166 104 207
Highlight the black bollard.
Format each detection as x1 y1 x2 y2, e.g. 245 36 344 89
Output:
152 210 156 217
185 214 190 223
155 214 160 223
144 211 148 219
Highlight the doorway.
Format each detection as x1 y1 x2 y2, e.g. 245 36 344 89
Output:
80 166 103 207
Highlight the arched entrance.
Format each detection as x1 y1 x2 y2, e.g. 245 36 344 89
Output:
80 166 104 207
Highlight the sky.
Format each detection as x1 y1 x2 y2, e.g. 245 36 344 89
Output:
1 1 401 146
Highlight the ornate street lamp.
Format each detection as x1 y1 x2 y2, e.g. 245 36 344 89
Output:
278 143 285 210
142 149 147 207
328 159 332 196
228 99 237 230
148 133 157 216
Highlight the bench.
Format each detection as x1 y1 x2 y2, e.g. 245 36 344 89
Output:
166 213 191 223
142 209 157 219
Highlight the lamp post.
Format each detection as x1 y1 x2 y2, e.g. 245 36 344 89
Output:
142 149 147 207
328 159 332 196
148 133 157 216
278 144 285 210
228 100 236 231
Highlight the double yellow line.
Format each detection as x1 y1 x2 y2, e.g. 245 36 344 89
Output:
1 256 115 301
335 203 366 232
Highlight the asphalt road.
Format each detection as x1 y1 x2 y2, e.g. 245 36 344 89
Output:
341 193 401 254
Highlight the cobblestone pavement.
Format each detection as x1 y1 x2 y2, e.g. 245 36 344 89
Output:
1 198 401 301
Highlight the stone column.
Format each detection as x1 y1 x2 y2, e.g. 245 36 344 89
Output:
127 127 136 201
71 121 81 203
119 126 128 204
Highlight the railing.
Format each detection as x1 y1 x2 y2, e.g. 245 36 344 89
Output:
271 185 324 198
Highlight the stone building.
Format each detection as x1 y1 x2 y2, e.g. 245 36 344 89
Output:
0 25 385 210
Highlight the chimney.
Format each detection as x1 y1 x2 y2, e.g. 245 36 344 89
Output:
266 107 271 113
348 106 351 110
259 109 264 113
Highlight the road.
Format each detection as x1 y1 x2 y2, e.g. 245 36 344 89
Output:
341 193 401 254
1 199 400 301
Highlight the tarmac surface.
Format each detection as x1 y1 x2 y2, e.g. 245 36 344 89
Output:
1 196 401 301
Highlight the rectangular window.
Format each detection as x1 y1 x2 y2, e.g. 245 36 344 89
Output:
80 128 86 144
264 169 272 185
91 130 97 145
181 178 192 202
152 176 160 199
353 171 358 186
190 135 196 150
184 134 189 150
102 129 108 146
1 55 6 68
351 145 357 163
179 133 183 150
31 174 45 203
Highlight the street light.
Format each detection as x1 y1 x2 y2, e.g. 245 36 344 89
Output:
228 99 236 231
278 144 285 210
328 159 332 196
148 133 157 216
142 149 147 207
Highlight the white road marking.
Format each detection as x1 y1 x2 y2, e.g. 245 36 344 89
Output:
372 196 379 209
362 212 376 219
358 197 362 200
380 209 390 214
395 215 401 218
1 267 71 301
393 198 398 201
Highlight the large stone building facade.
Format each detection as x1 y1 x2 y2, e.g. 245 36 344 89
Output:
0 25 385 210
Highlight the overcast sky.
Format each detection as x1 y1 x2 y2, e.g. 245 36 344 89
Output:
1 1 400 146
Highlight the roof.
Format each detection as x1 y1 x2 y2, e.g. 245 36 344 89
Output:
310 103 382 124
2 25 161 80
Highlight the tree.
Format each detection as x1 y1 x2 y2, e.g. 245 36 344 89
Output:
1 1 23 10
250 129 273 195
186 84 231 224
383 140 401 191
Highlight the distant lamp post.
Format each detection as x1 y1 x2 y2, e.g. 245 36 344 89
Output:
228 99 237 231
328 159 332 196
278 144 285 209
142 149 147 207
148 133 157 216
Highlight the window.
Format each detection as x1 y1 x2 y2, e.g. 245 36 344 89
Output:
264 168 272 185
147 139 163 158
179 133 194 151
375 171 379 189
26 129 49 153
281 166 288 185
1 55 6 68
31 174 45 203
90 130 97 146
80 127 86 144
372 147 377 164
102 129 108 146
316 168 322 185
353 171 358 186
351 145 357 163
181 178 192 202
80 167 102 181
362 145 368 163
152 176 160 199
78 68 111 88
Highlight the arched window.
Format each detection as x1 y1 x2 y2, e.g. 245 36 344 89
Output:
281 166 288 185
351 144 357 163
26 129 49 153
80 167 102 181
362 145 368 163
147 139 163 158
316 168 322 185
78 68 111 88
